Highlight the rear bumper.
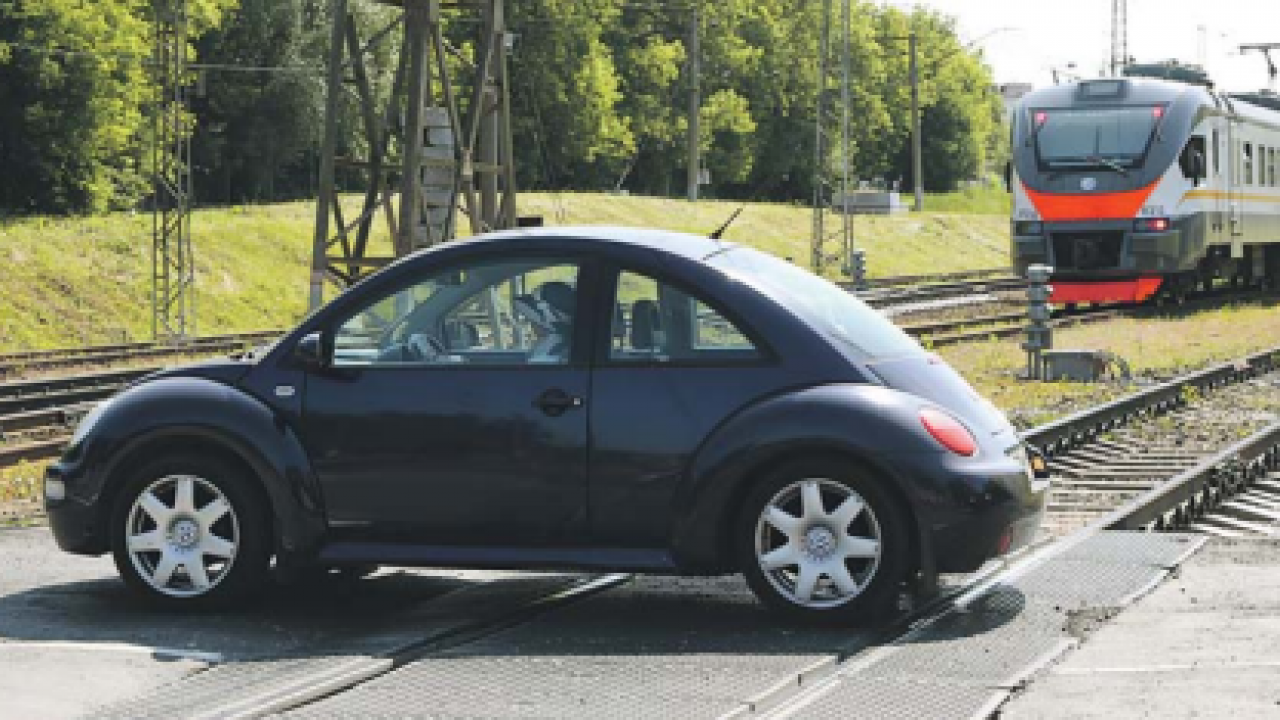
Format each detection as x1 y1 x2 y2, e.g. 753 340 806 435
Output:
921 460 1049 574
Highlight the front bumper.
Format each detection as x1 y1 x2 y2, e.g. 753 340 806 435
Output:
44 458 109 556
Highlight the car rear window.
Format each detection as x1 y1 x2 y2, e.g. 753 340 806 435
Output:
707 247 924 359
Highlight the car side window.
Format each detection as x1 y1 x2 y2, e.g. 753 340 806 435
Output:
609 270 760 363
333 259 581 367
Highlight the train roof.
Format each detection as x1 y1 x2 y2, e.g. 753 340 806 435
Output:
1016 77 1212 109
1223 93 1280 127
1016 77 1280 127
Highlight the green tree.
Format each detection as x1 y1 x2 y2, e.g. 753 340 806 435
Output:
508 0 634 191
0 0 152 213
191 0 328 203
0 0 233 214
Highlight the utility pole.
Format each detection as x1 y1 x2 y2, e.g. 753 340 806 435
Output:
151 0 195 341
908 32 923 213
811 0 856 280
1110 0 1128 77
309 0 517 309
686 3 701 201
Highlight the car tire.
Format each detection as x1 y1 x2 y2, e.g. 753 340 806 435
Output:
736 456 911 625
109 451 271 610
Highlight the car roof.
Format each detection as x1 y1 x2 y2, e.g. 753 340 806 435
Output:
449 225 737 262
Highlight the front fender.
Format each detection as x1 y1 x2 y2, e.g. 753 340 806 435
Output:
670 383 954 573
66 376 325 555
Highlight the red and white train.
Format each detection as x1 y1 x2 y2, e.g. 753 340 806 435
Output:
1010 76 1280 304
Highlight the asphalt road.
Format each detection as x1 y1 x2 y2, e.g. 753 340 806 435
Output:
0 525 565 717
0 525 887 719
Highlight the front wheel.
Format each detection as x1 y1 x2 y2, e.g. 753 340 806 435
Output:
737 458 911 625
110 453 271 609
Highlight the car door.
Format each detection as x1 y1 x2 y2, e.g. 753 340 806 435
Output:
301 255 594 546
587 264 791 548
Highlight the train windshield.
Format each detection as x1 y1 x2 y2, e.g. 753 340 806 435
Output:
1034 106 1160 169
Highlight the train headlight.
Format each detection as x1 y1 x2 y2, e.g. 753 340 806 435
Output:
1013 221 1043 236
1134 217 1170 233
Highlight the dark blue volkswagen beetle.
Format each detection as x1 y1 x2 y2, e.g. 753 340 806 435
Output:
46 227 1047 623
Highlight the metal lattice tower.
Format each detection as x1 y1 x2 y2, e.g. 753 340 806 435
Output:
309 0 517 309
1110 0 1128 77
151 0 195 341
811 0 854 279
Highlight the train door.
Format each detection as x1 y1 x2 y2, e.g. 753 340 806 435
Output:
1228 118 1245 254
1211 127 1225 240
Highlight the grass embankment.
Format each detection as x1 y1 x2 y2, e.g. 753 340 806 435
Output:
937 298 1280 429
0 192 1010 351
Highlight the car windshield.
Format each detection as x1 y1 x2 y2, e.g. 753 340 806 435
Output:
707 248 924 359
1034 106 1159 168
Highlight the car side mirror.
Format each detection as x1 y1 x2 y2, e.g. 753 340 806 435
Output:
1002 160 1013 193
295 331 329 369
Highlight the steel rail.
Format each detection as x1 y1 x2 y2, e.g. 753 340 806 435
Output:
1022 344 1280 453
903 307 1121 348
0 436 69 467
0 330 278 363
1103 421 1280 533
0 331 278 378
857 267 1013 289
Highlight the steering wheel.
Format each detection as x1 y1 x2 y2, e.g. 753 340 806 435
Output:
405 332 447 362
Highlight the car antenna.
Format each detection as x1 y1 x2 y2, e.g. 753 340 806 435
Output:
709 207 745 240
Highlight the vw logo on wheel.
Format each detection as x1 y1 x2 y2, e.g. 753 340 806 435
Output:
1080 177 1098 191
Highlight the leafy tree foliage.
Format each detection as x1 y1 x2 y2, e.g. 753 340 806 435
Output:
191 0 327 203
0 0 231 214
0 0 1003 214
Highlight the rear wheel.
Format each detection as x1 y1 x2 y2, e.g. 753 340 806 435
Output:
737 457 911 625
110 452 271 609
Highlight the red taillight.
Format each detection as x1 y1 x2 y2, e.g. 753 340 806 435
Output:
920 407 978 457
1134 217 1170 233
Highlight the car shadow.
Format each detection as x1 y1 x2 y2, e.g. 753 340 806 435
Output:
0 570 1031 667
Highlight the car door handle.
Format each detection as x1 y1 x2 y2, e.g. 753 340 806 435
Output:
533 388 583 417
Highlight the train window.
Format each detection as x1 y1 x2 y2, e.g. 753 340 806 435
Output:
1033 106 1159 170
1244 143 1254 185
1270 147 1277 187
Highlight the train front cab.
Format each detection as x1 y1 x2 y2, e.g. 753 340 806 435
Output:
1009 77 1280 304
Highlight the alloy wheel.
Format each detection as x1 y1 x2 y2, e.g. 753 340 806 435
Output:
754 478 882 609
124 474 240 598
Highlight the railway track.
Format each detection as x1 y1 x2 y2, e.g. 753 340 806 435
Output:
859 276 1024 314
0 368 152 468
0 330 279 380
900 305 1121 347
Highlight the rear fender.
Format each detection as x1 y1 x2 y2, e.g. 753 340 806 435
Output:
670 384 947 574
